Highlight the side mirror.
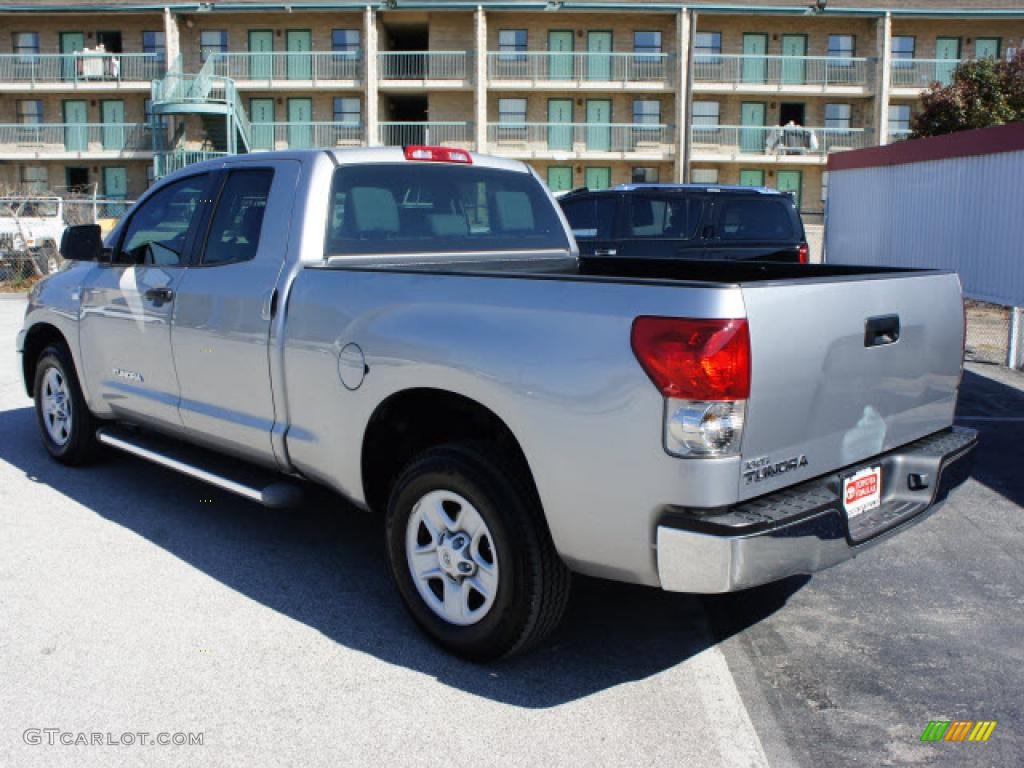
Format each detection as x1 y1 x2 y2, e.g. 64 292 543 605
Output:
60 224 104 262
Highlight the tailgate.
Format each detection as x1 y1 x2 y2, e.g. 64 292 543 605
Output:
738 271 963 501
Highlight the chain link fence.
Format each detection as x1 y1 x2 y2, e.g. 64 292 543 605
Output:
965 300 1012 366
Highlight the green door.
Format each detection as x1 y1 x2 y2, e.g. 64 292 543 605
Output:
547 99 573 151
60 32 84 82
586 99 611 152
935 37 961 86
63 99 88 151
287 30 312 80
103 167 128 199
742 34 768 84
739 169 765 187
248 30 273 80
584 167 611 190
250 97 275 150
587 31 612 80
101 100 125 150
547 166 573 192
975 38 1000 59
287 98 312 148
776 170 802 209
549 30 574 79
740 102 766 153
781 34 806 85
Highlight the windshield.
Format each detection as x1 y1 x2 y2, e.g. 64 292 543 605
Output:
325 163 570 257
0 199 59 218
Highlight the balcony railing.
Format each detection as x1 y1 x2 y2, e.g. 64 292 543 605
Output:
888 128 913 142
379 122 473 147
487 123 675 155
0 53 164 84
0 123 155 154
890 58 961 88
154 149 231 178
249 121 364 150
689 125 870 158
378 52 468 80
487 52 671 84
208 51 362 83
693 54 872 87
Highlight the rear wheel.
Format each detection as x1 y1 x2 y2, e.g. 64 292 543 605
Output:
385 443 571 661
33 343 100 465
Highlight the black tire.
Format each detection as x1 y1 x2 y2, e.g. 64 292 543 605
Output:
385 442 571 661
33 342 101 466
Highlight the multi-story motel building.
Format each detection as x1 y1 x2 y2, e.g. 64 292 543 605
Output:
1 0 1022 218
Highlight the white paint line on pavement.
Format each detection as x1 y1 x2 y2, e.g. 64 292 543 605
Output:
689 644 771 768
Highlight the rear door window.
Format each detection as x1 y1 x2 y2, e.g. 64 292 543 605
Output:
560 195 617 240
625 194 703 239
200 169 274 266
325 163 570 256
715 198 796 241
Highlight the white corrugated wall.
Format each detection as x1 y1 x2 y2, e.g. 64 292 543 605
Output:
825 149 1024 308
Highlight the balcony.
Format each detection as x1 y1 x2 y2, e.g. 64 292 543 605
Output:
0 123 156 159
0 53 164 90
689 125 870 164
249 122 364 151
378 52 470 87
154 149 231 178
888 128 913 142
890 59 960 92
378 122 473 147
208 52 361 87
487 123 675 159
693 55 873 94
487 52 672 89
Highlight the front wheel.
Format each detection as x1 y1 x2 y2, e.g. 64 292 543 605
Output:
33 343 101 465
385 443 571 661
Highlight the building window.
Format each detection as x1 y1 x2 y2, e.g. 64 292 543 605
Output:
828 35 855 60
634 31 662 56
695 32 722 57
891 36 915 66
692 101 720 126
17 100 43 124
499 98 527 124
691 168 719 184
332 29 360 53
13 31 40 57
633 99 661 125
332 97 360 124
143 31 166 62
889 104 911 134
200 30 228 63
20 165 48 194
825 103 851 129
498 29 528 60
631 166 659 183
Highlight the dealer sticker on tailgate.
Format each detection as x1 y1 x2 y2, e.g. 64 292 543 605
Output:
844 466 882 518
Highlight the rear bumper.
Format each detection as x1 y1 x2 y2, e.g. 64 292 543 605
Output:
656 427 977 593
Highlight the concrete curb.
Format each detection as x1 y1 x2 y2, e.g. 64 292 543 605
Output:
0 292 28 300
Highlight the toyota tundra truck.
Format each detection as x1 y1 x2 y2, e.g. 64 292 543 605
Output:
16 147 976 660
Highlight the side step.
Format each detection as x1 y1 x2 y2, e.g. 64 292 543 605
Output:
96 426 304 509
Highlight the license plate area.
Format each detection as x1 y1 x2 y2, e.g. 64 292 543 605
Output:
843 465 882 520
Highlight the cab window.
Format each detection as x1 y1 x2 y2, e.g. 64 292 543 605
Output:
626 195 703 239
200 169 274 266
559 196 616 240
118 174 210 266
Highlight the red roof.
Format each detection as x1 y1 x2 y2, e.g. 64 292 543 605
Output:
827 122 1024 172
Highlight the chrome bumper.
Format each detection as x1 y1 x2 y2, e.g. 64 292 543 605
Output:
657 427 978 593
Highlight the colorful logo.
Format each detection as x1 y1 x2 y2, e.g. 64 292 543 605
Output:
920 721 997 742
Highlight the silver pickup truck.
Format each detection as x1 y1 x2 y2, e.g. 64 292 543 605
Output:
17 147 977 660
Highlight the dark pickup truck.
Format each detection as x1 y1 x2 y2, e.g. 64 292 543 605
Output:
558 183 810 263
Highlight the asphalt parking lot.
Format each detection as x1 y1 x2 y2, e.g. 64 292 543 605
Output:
1 293 1021 767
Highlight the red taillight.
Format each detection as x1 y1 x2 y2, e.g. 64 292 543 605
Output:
631 317 751 400
404 145 472 164
797 242 809 264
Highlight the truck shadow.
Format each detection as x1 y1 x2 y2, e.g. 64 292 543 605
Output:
956 369 1024 507
0 404 805 709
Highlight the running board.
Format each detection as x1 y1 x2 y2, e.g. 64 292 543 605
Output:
96 426 304 509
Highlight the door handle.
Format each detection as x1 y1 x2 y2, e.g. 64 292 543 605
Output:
864 315 900 347
144 287 174 304
593 248 617 257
